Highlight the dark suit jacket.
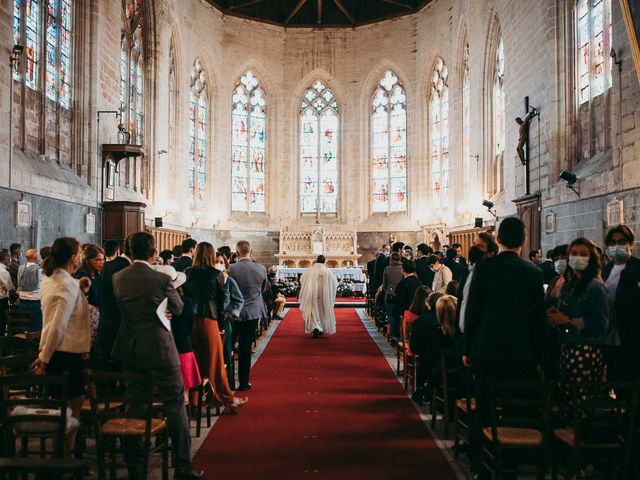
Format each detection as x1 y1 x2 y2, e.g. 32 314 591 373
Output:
112 262 184 369
393 275 422 317
97 256 131 356
372 255 389 291
603 256 640 380
464 251 545 370
229 258 267 321
367 258 377 293
444 258 466 282
172 255 193 273
415 256 435 287
538 260 557 285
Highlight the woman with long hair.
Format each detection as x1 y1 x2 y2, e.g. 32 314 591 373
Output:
436 294 458 339
402 286 431 356
74 243 104 346
185 242 246 411
546 237 609 421
31 237 91 453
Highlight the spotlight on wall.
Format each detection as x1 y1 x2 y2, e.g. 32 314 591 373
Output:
154 217 163 228
559 170 580 197
482 199 497 219
12 44 24 56
610 47 622 72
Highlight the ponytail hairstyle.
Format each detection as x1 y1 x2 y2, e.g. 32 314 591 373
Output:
42 237 80 277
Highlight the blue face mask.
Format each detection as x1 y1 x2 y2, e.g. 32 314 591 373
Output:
569 255 589 272
554 259 567 275
430 267 437 273
608 245 629 262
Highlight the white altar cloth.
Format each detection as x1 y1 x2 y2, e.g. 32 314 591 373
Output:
277 267 366 282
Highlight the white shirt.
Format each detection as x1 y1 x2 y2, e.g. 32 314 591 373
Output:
605 263 626 303
459 268 474 333
17 261 42 301
0 263 15 300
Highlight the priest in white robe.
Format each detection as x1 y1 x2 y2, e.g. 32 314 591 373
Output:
299 255 338 338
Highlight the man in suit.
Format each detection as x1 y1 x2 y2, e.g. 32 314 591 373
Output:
464 217 545 426
97 236 132 361
173 238 197 272
452 242 468 267
415 243 435 287
113 232 202 480
443 247 466 282
538 249 557 285
229 240 267 391
602 224 640 383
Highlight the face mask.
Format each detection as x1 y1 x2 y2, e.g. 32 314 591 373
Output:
214 264 225 272
430 267 437 273
554 259 567 275
568 256 589 272
608 245 630 262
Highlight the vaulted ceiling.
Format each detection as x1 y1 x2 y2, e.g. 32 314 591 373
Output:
206 0 433 27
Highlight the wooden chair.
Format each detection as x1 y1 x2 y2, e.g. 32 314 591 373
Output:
0 336 38 362
453 366 475 459
88 372 169 480
401 320 418 392
5 308 34 337
430 348 460 439
482 380 553 480
552 381 640 480
188 378 214 438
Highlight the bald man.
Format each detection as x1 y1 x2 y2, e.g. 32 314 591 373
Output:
17 248 43 331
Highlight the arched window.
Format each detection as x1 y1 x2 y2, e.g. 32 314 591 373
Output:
232 71 266 213
188 59 207 210
462 42 471 203
300 80 339 214
119 0 144 145
371 71 407 213
430 57 449 207
13 0 73 106
577 0 612 105
493 38 505 194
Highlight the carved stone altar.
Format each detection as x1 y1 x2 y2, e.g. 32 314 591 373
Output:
276 225 361 267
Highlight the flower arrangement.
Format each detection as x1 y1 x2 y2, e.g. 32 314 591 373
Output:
336 278 354 297
276 278 300 297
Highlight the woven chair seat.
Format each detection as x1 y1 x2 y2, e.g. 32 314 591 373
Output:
101 417 166 436
455 398 476 413
483 426 542 447
554 427 623 449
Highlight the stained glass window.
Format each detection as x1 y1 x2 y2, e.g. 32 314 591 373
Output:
577 0 611 105
462 43 471 202
189 59 207 210
232 71 266 213
430 58 449 207
13 0 41 91
371 71 407 213
300 80 339 214
493 38 505 193
119 0 144 145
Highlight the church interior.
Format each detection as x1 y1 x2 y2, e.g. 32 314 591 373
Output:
1 0 640 478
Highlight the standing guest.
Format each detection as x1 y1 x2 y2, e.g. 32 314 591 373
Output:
547 237 609 419
427 254 453 294
464 217 545 429
393 260 422 338
451 243 468 267
528 249 541 264
402 285 431 355
172 244 183 261
473 231 499 258
443 248 465 281
173 238 197 272
0 249 16 335
380 252 403 343
545 245 569 306
403 245 414 261
369 244 390 292
228 240 268 391
436 294 459 343
457 246 485 333
8 243 23 286
299 255 338 338
112 232 203 480
217 246 232 261
415 243 435 287
96 236 132 361
374 241 404 294
158 249 174 265
603 224 640 383
186 243 246 410
541 244 568 380
104 240 120 262
17 248 43 331
445 280 460 297
538 249 557 285
31 237 91 454
73 244 105 346
215 253 244 389
39 246 51 263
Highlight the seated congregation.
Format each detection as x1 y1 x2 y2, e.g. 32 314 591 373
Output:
367 219 640 479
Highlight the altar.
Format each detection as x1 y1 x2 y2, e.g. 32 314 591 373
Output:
276 267 366 282
275 224 361 268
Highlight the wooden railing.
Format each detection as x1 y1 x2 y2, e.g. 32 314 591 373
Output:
447 226 493 258
145 226 190 253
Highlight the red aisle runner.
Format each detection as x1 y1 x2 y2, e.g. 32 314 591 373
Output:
193 308 458 480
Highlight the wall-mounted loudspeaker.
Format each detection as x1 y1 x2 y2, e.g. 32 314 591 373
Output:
474 217 483 228
154 217 163 228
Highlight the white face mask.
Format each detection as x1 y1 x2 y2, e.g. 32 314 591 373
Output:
214 264 225 272
608 245 630 262
568 255 589 272
554 259 567 275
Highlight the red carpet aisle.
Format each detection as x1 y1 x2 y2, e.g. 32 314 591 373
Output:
193 308 459 480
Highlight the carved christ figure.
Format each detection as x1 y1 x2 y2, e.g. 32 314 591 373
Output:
515 109 537 165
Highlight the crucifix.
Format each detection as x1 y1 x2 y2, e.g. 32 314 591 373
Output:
515 96 540 195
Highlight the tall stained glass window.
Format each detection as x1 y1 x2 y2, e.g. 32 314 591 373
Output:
462 43 471 202
493 38 505 193
577 0 611 105
44 0 73 107
371 71 407 213
232 71 266 213
13 0 41 91
119 0 144 145
300 80 339 214
430 57 449 207
188 59 207 210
